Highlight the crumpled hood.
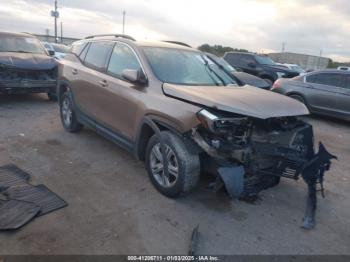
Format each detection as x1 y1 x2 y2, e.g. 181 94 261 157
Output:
163 83 309 119
0 52 57 70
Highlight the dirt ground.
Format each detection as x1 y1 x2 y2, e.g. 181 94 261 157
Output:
0 93 349 255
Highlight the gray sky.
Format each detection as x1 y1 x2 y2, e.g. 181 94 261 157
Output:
1 0 349 61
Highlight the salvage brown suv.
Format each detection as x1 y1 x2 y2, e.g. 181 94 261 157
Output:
58 34 335 229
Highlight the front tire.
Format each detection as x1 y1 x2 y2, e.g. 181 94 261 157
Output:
145 131 200 198
59 92 83 133
289 94 306 105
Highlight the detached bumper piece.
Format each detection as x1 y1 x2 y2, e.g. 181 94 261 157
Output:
217 143 336 230
0 164 68 231
301 143 337 229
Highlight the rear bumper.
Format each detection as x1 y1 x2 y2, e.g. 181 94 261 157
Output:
0 80 57 94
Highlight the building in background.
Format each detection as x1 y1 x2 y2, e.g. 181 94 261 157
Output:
268 52 330 70
34 34 80 45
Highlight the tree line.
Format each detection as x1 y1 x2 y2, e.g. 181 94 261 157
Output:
197 44 248 57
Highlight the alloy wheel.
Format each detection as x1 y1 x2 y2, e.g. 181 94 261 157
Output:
149 143 179 188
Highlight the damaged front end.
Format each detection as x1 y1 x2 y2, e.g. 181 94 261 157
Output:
0 64 57 94
192 109 336 229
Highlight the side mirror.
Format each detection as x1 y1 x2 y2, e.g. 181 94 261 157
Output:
122 69 147 85
248 62 256 68
48 50 55 56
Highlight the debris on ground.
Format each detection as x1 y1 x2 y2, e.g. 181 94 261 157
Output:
188 224 200 255
0 164 67 231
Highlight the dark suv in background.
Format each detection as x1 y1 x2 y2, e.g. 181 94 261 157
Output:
223 52 299 85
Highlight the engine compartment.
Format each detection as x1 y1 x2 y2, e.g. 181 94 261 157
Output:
193 109 314 176
191 109 336 229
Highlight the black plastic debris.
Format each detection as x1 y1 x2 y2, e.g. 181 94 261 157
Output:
3 184 67 217
218 166 244 199
0 164 67 231
0 164 30 187
188 224 200 256
301 142 337 230
0 200 40 230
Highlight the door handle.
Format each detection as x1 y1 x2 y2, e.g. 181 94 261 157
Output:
98 80 108 87
72 69 78 75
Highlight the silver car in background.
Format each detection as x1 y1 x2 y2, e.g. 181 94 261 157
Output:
271 69 350 121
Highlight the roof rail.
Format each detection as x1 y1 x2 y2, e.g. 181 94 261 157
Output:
84 34 136 41
162 41 192 48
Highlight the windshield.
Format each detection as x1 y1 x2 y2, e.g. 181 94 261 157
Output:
143 47 236 86
0 36 46 54
52 44 69 53
254 55 275 65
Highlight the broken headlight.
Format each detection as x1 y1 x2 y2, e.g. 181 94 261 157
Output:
196 109 248 134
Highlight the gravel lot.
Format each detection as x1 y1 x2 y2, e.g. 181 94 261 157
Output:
0 93 349 255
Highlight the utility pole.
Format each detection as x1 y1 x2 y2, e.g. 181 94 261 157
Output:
51 0 59 43
282 42 286 53
60 21 63 43
122 10 126 34
54 0 57 43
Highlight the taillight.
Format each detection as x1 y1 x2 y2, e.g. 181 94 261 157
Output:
272 80 281 89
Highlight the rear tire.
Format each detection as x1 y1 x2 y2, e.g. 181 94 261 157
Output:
59 92 83 133
145 131 200 198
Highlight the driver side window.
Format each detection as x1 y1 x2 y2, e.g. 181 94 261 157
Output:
107 43 141 79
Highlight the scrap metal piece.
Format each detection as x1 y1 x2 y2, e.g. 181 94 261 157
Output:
188 224 200 256
0 199 40 231
301 142 337 230
218 166 245 199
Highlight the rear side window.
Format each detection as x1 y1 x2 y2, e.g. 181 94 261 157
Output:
240 54 256 67
107 44 141 78
84 41 114 70
306 73 343 88
79 42 90 60
71 42 87 56
224 53 241 66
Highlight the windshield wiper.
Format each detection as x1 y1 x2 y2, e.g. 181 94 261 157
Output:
200 55 226 86
204 55 241 86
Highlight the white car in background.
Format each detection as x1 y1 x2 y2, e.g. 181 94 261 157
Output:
337 66 350 71
42 42 69 60
276 63 306 75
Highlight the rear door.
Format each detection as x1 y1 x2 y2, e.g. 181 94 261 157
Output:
71 41 114 118
305 72 346 115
